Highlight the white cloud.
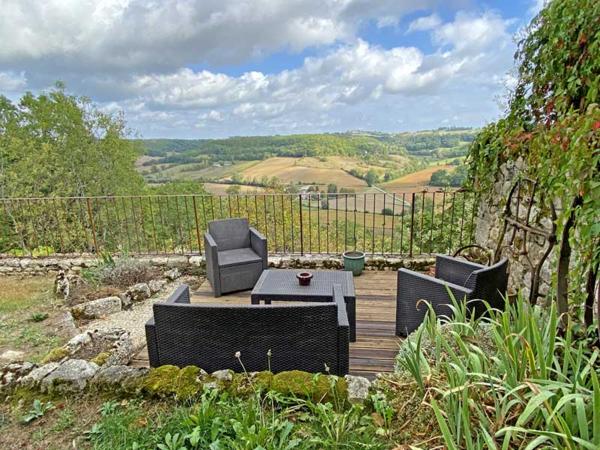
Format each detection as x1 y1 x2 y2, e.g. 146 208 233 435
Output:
433 11 510 53
407 14 442 33
0 2 518 137
0 71 27 91
0 0 434 73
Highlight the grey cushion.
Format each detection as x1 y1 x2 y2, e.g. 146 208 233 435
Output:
208 218 251 251
218 248 262 268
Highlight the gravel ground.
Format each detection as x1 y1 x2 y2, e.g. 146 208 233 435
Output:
83 281 185 352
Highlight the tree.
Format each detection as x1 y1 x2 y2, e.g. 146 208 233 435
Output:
365 169 378 186
0 85 143 197
327 183 337 194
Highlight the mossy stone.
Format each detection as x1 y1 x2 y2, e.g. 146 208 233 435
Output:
143 365 203 399
228 371 273 396
173 366 202 400
90 352 110 366
41 347 70 364
271 370 347 402
143 365 181 397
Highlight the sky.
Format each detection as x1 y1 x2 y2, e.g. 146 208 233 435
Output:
0 0 546 139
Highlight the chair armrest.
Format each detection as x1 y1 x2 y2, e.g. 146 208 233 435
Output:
165 284 190 304
333 284 350 376
250 227 268 269
435 254 484 286
333 284 349 328
396 268 472 336
204 232 221 296
144 317 159 367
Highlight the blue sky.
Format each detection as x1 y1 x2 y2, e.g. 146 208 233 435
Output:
0 0 545 138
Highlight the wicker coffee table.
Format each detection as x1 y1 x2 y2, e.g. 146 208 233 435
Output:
251 269 356 341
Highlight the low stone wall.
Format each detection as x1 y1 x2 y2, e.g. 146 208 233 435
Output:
0 253 435 276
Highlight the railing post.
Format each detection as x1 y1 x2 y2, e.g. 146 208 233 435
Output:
85 197 99 254
298 194 304 256
409 192 415 257
192 196 202 254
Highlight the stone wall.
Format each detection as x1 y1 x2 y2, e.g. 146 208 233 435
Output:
474 157 555 299
0 253 434 276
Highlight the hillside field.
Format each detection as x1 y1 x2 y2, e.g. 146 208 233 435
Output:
381 163 454 192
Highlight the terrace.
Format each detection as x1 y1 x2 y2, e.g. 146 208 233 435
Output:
0 190 475 378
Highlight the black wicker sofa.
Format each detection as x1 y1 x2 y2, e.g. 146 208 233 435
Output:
145 284 350 375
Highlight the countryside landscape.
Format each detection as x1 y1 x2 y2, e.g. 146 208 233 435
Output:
0 0 598 449
137 129 472 194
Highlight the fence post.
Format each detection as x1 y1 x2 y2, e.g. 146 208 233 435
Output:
409 192 415 257
298 194 304 256
192 196 202 254
85 197 99 254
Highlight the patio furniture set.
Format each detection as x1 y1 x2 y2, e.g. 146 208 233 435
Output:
146 218 508 375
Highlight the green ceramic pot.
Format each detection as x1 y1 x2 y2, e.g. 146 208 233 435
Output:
343 251 365 276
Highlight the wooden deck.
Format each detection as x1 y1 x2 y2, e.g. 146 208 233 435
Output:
132 270 401 379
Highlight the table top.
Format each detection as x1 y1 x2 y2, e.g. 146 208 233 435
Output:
252 269 355 299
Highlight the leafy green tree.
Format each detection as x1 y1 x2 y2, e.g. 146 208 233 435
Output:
364 169 378 186
0 85 144 197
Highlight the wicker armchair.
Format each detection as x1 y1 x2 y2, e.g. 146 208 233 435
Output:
204 218 267 297
395 255 509 336
145 284 350 375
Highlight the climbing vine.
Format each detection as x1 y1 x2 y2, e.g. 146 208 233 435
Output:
467 0 599 328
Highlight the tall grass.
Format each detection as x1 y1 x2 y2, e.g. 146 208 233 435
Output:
396 295 600 449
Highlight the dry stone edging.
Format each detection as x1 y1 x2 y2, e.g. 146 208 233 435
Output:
71 296 122 319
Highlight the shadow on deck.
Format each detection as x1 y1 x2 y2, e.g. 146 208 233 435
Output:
132 270 401 379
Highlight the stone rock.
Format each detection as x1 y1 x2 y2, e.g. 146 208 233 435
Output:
55 270 86 304
66 328 135 367
0 362 36 392
212 369 233 382
344 375 371 403
149 279 166 294
127 283 151 302
188 256 203 266
21 362 60 388
119 292 132 310
41 359 99 393
71 296 121 319
65 331 93 353
164 268 181 281
94 365 148 387
0 350 25 364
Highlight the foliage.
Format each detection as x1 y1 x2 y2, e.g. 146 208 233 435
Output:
393 295 600 449
429 165 468 187
467 0 600 323
29 312 49 322
82 255 158 289
138 129 476 165
21 399 54 424
0 84 144 198
87 389 386 450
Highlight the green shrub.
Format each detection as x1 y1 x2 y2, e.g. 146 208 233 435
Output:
82 255 158 288
30 312 49 322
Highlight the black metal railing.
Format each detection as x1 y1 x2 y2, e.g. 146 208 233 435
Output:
0 190 477 257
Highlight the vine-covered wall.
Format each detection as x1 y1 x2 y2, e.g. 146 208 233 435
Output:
467 0 599 328
474 157 555 300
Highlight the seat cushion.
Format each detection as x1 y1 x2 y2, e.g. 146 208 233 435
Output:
218 248 262 268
